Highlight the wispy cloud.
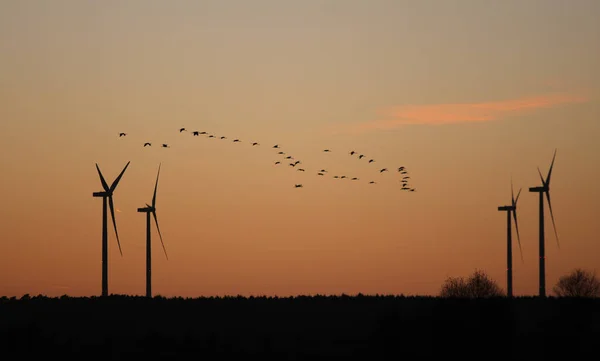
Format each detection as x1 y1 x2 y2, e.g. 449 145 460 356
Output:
347 93 587 133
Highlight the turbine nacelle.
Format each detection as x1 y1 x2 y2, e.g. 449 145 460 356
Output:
528 186 546 193
497 205 514 211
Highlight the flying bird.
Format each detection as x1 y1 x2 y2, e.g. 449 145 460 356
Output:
369 181 376 184
285 156 293 159
349 151 355 155
220 136 227 139
192 131 200 136
380 168 388 173
199 131 207 135
179 128 186 132
162 144 170 148
319 169 327 173
398 167 405 172
294 160 301 165
358 155 365 159
297 168 305 172
333 176 339 179
119 133 127 137
251 142 259 146
233 139 241 142
273 145 279 148
277 151 285 155
351 177 358 180
403 176 411 179
368 159 375 163
289 163 296 167
143 142 152 147
341 176 347 179
323 149 331 152
274 161 281 165
294 184 303 188
317 172 324 176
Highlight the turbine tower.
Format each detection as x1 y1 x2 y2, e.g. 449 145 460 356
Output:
92 161 130 297
528 149 559 298
497 179 523 298
137 163 168 298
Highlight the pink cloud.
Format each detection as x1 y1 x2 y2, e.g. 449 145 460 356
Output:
351 93 588 132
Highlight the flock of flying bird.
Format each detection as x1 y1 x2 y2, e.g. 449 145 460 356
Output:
117 128 416 191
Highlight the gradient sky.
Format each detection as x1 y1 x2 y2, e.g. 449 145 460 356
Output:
1 0 599 298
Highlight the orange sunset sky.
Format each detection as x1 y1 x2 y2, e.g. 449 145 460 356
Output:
1 0 599 298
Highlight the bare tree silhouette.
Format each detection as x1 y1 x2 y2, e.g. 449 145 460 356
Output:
439 269 504 298
553 268 600 298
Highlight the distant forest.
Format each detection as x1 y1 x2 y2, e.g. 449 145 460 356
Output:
1 294 598 359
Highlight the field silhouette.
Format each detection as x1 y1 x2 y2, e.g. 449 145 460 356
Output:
1 294 598 359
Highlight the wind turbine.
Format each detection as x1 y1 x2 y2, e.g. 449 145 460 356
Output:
137 163 168 298
528 149 559 298
92 161 130 297
497 179 523 298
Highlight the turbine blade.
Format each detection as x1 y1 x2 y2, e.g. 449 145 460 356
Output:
546 148 557 186
513 188 522 207
152 211 168 260
108 196 123 256
537 167 545 187
152 163 161 208
109 161 131 192
512 209 523 264
546 191 560 249
511 177 515 204
96 164 110 191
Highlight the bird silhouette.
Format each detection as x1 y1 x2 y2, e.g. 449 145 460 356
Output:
403 176 411 179
398 167 405 172
317 172 324 176
368 159 375 163
220 136 227 139
380 168 388 173
273 144 279 148
162 144 170 148
349 151 355 155
400 171 408 174
341 176 347 179
274 161 281 165
289 163 296 167
233 139 241 142
199 131 207 135
192 131 200 136
277 151 285 155
369 181 376 184
285 156 293 159
252 142 259 146
144 142 152 147
294 184 303 188
351 177 358 180
208 135 215 138
358 155 365 159
119 133 127 137
297 168 305 172
323 149 331 152
319 169 327 173
294 160 301 165
179 128 186 132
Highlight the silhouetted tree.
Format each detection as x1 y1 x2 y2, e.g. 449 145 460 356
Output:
553 268 600 298
439 269 504 298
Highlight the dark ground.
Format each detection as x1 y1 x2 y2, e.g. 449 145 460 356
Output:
1 295 598 360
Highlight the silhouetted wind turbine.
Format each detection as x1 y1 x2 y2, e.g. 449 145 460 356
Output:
137 164 168 298
528 149 559 298
92 161 130 297
497 179 523 298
